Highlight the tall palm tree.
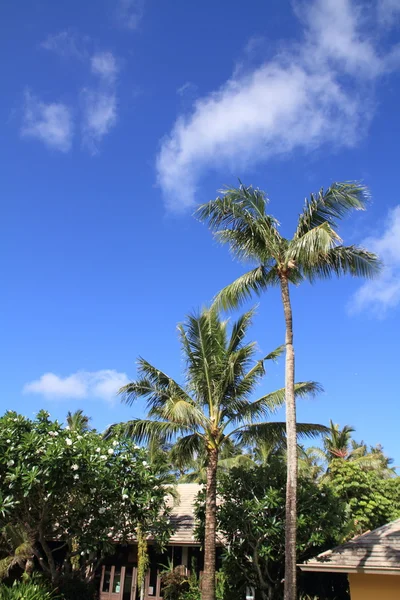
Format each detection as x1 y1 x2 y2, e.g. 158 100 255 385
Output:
66 409 91 432
196 182 380 600
118 307 324 600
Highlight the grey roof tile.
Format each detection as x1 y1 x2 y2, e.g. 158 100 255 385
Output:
300 519 400 573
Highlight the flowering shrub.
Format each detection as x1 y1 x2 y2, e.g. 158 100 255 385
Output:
0 410 172 584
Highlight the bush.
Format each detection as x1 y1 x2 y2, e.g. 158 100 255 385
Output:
58 577 97 600
0 580 58 600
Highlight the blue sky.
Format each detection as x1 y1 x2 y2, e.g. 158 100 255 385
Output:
1 0 400 461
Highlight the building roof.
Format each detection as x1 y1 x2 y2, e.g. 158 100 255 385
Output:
299 519 400 575
168 483 202 545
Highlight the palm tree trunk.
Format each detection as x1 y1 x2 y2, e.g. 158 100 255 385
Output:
280 275 297 600
202 446 218 600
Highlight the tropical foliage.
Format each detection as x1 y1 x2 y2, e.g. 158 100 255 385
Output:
0 410 172 585
195 457 346 600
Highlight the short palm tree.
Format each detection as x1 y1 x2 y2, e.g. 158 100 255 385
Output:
324 420 355 459
196 182 380 600
320 422 396 477
66 409 91 432
118 307 324 600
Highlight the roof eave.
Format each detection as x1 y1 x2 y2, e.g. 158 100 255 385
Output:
298 564 400 576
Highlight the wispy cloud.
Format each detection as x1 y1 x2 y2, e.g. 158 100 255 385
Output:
91 51 118 84
156 0 400 212
41 30 89 60
21 90 73 152
23 369 129 403
81 52 119 154
116 0 144 30
350 206 400 316
378 0 400 26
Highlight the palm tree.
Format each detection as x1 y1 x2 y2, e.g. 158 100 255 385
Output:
196 182 380 600
66 409 91 432
117 307 324 600
320 422 396 477
323 420 355 459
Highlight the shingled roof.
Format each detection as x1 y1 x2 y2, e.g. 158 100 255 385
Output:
168 483 202 545
299 519 400 575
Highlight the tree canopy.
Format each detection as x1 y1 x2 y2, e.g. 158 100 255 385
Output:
0 410 172 585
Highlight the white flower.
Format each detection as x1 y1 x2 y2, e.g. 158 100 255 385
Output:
112 440 118 446
74 474 79 480
81 551 85 556
96 447 101 453
90 488 96 494
122 494 128 500
7 460 14 467
53 431 59 436
54 522 60 528
107 448 114 455
65 438 73 446
71 464 79 471
99 507 106 514
77 435 83 440
142 461 147 466
6 439 10 443
100 455 107 460
107 532 113 537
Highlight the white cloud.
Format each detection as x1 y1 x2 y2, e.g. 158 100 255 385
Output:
81 52 119 153
156 0 400 212
41 30 88 60
23 369 129 403
21 90 73 152
91 51 118 84
82 90 117 153
117 0 144 30
350 206 400 316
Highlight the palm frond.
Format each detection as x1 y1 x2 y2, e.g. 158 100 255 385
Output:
287 222 342 266
303 245 381 281
294 182 370 239
170 433 204 467
119 419 192 445
212 266 276 311
226 308 256 354
149 397 209 429
225 381 322 425
233 421 328 445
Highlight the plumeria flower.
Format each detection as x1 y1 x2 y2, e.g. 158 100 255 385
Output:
77 435 83 440
74 474 79 480
6 439 10 443
122 494 129 500
96 447 101 453
71 464 79 471
112 440 118 446
99 507 106 514
107 449 114 455
7 459 14 467
100 455 107 460
142 461 147 466
66 438 73 446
